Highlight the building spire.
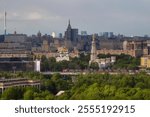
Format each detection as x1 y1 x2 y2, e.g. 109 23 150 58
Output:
89 34 97 65
92 34 95 41
69 19 70 25
67 19 71 29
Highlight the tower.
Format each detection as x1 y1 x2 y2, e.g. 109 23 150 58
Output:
34 59 41 72
65 20 72 40
4 11 7 35
89 34 97 64
64 20 79 50
64 20 72 50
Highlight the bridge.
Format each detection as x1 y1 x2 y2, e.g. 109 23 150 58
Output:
41 71 135 76
41 72 82 76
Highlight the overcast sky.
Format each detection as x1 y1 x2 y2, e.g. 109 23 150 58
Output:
0 0 150 36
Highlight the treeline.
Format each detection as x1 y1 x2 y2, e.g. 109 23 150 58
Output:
0 72 150 100
41 53 140 71
58 72 150 100
41 53 90 71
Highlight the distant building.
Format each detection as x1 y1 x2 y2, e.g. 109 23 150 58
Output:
123 40 144 50
56 47 70 62
0 33 31 60
98 40 146 57
59 33 63 38
96 57 116 69
32 39 51 52
143 40 150 56
34 59 41 72
52 32 56 38
71 28 78 43
0 78 40 93
100 32 114 38
37 31 42 37
64 20 78 49
81 31 87 36
97 49 142 58
99 38 122 50
141 56 150 68
33 52 58 59
42 40 50 52
0 61 34 72
0 35 5 43
0 33 37 71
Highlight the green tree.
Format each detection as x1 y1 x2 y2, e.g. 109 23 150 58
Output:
23 90 34 100
90 62 99 70
34 91 54 100
83 83 101 100
1 87 23 100
41 56 50 71
43 80 56 94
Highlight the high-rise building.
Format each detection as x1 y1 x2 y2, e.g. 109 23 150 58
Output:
52 32 56 38
64 20 78 44
101 32 114 38
71 29 78 43
59 33 63 38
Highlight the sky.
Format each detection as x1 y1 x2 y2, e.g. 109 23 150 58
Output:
0 0 150 36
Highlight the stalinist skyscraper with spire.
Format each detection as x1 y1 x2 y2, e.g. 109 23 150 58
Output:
64 20 78 50
89 34 97 65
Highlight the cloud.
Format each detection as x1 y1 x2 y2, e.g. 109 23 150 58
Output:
26 12 42 20
0 10 63 21
24 11 63 21
0 0 150 36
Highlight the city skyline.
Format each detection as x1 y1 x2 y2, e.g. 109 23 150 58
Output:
0 0 150 36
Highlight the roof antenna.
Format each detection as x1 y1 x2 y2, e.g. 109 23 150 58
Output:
4 11 7 36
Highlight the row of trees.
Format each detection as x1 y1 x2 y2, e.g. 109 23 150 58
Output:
1 71 150 100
